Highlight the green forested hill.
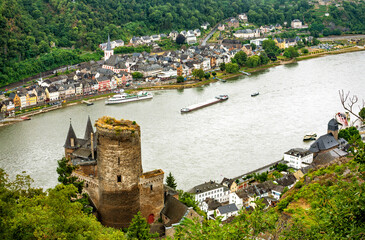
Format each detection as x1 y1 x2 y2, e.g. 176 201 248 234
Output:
1 0 365 87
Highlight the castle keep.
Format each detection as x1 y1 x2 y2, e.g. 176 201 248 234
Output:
64 116 164 228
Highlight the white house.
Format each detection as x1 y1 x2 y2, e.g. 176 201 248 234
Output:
284 148 313 169
49 89 60 101
201 22 210 30
157 68 177 79
200 198 222 218
19 94 27 109
151 35 161 42
291 19 302 29
186 31 197 45
238 13 248 22
188 181 230 203
229 191 249 209
215 203 239 221
250 38 268 46
233 29 260 39
169 31 179 40
194 29 201 37
271 185 285 200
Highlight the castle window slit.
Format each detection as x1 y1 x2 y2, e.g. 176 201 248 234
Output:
117 175 121 182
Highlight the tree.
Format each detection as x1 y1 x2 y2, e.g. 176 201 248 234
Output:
212 71 217 77
250 43 257 51
253 172 268 182
283 47 299 59
204 72 210 79
127 212 157 240
359 107 365 121
338 126 361 142
192 69 204 80
339 90 365 123
176 34 186 44
246 55 261 68
132 72 143 79
176 76 184 83
233 51 247 67
301 48 309 54
275 163 288 172
225 63 239 73
166 172 177 189
57 157 83 193
259 52 269 65
219 63 226 71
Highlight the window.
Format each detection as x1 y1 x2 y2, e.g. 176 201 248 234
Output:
118 157 120 165
150 185 153 191
117 175 121 182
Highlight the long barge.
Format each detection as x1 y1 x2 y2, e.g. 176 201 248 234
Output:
181 95 228 113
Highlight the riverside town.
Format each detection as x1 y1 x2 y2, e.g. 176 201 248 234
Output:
1 1 365 239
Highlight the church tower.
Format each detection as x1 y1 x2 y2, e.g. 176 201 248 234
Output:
95 117 142 228
104 34 114 61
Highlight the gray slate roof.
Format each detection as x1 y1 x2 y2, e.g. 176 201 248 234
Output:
161 195 189 227
188 181 226 194
275 174 296 187
217 203 238 214
285 148 312 157
309 133 339 153
64 123 79 149
84 116 94 140
328 118 339 131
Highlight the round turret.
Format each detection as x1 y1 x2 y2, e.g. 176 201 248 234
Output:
327 118 339 140
95 116 142 228
328 118 338 131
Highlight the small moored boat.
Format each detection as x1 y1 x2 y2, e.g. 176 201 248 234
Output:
251 92 259 97
20 116 31 121
303 133 317 141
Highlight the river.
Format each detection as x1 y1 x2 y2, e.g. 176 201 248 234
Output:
0 51 364 190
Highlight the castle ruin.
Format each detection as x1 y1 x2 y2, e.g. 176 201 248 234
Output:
64 116 164 228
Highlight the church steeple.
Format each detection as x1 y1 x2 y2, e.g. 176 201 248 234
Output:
106 34 112 51
104 34 114 61
84 115 94 140
64 121 78 149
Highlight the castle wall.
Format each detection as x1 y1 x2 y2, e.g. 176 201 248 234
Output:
96 120 143 228
72 171 100 208
139 169 165 223
79 164 97 177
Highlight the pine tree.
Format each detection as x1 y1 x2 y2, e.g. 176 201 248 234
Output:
166 172 177 190
127 212 157 240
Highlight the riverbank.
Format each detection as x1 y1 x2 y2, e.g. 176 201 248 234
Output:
1 46 364 128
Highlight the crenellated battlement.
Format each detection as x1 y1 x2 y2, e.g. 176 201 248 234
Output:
139 169 164 186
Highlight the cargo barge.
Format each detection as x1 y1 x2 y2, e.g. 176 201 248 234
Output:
181 95 228 113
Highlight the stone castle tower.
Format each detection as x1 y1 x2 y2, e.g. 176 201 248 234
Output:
64 116 164 228
104 34 114 61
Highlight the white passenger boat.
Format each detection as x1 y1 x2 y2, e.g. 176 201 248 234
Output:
105 91 153 105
